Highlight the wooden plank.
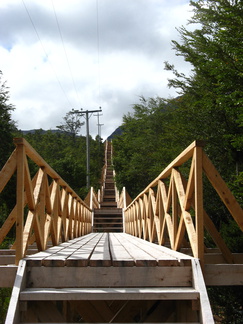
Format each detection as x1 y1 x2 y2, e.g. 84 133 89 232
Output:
0 249 16 255
0 265 18 287
0 255 15 265
0 206 17 245
16 143 25 264
204 253 243 264
28 266 192 288
191 259 214 323
204 264 243 286
109 233 135 266
66 233 102 266
5 259 27 324
115 233 158 266
0 149 17 193
20 287 199 301
89 233 111 266
43 233 102 267
26 233 101 266
194 147 204 262
122 234 180 266
122 233 193 265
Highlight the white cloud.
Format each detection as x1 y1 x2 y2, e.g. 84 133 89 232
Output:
0 0 193 139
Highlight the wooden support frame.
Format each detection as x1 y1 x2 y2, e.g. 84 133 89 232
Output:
124 141 243 264
0 138 92 264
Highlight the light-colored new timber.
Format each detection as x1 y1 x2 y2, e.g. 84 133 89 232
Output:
27 266 192 288
191 259 214 324
20 287 200 301
5 259 27 324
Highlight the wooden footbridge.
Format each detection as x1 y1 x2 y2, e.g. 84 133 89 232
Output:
0 139 243 323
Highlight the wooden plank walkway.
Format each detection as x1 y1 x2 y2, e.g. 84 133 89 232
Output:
6 233 215 323
25 232 193 268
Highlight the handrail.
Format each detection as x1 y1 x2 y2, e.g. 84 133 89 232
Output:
124 140 243 264
85 187 100 210
117 187 132 209
0 138 92 264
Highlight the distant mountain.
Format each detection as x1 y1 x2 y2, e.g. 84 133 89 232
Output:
20 129 62 135
20 129 71 135
107 126 123 141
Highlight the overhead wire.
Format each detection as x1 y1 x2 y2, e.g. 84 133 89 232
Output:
21 0 72 107
96 0 101 107
51 0 82 107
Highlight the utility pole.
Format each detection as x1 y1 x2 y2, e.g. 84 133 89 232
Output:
94 108 103 140
71 107 102 189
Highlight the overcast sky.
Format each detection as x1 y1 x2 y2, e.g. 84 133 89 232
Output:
0 0 193 139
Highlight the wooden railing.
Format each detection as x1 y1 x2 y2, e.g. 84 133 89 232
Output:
99 141 108 203
117 187 132 209
124 141 243 264
0 138 92 264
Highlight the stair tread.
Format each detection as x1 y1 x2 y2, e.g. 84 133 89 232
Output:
20 287 200 301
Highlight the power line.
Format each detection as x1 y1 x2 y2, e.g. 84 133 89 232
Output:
51 0 81 107
96 0 101 106
21 0 72 107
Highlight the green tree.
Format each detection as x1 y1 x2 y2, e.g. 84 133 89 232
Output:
0 71 16 168
0 71 16 324
165 0 243 179
56 110 84 142
113 97 183 198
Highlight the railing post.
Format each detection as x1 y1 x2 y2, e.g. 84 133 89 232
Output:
194 145 204 264
16 142 25 264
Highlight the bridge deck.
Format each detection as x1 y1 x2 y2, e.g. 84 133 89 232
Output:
25 233 192 268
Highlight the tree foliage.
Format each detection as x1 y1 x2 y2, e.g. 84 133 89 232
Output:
56 110 85 142
0 71 16 169
23 129 103 199
165 0 243 176
113 97 183 198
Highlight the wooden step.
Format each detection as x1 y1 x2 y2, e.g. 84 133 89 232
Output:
100 201 117 207
103 195 116 201
20 287 200 301
94 208 122 215
93 228 123 233
93 219 123 223
104 189 115 196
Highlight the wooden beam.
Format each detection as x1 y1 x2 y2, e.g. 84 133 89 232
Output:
0 149 17 193
16 143 25 264
0 265 18 287
20 287 200 301
203 152 243 230
5 260 27 324
28 266 192 288
194 147 204 262
204 264 243 286
191 259 214 323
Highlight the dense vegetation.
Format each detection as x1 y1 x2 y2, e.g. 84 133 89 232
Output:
112 1 243 322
